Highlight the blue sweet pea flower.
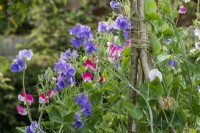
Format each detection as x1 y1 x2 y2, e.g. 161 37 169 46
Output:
84 41 97 54
70 38 82 48
168 60 177 67
60 49 71 61
72 112 84 128
98 22 108 32
114 14 132 31
110 0 120 11
10 59 26 72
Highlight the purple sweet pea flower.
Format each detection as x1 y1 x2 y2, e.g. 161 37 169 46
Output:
98 22 107 32
54 59 69 74
60 49 71 61
72 112 84 128
123 31 130 40
168 60 177 67
71 50 79 59
179 5 186 14
84 41 97 54
10 59 26 72
195 42 200 50
75 93 92 116
25 121 43 133
110 0 120 11
17 49 33 61
114 14 132 31
70 38 82 48
166 39 171 44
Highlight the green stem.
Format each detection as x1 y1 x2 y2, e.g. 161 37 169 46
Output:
22 70 32 122
58 124 63 133
38 103 45 128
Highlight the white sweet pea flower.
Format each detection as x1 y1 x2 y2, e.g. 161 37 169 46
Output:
149 69 163 81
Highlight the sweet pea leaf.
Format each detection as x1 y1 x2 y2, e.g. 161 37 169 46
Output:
149 77 163 100
121 56 130 70
145 12 161 20
46 106 63 123
150 33 161 56
156 54 170 63
123 47 131 57
124 102 143 121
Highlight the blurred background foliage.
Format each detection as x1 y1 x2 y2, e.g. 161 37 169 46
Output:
0 0 110 132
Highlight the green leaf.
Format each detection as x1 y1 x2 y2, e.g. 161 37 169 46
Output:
121 57 130 70
124 102 143 121
63 112 75 124
144 0 157 13
123 47 131 57
145 12 161 20
149 77 163 100
156 54 170 63
46 106 63 123
62 0 67 5
150 33 161 56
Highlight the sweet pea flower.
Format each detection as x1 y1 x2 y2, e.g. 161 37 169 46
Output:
194 29 200 39
17 105 27 115
17 49 33 61
72 112 84 128
18 91 34 105
114 14 132 31
98 22 114 33
26 121 44 133
84 59 96 71
82 72 93 82
110 0 120 11
39 89 54 104
168 59 177 67
83 41 98 54
75 93 92 116
99 76 105 83
10 58 26 72
166 39 171 44
149 69 163 81
179 6 186 14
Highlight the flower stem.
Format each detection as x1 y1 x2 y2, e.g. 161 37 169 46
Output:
22 70 32 122
38 103 45 128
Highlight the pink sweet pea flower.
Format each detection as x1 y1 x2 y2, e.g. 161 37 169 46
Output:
84 59 96 71
179 6 186 14
82 72 93 82
17 105 27 115
18 91 34 105
48 89 54 98
108 44 123 63
99 76 105 83
39 93 49 103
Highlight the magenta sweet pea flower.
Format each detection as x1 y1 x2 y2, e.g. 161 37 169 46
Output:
39 93 49 103
99 76 105 83
82 72 93 82
18 91 34 105
84 59 96 71
17 105 27 115
179 5 186 14
48 89 54 98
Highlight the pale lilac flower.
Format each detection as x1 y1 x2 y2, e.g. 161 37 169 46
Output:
26 121 44 133
179 6 186 14
149 69 163 81
194 29 200 36
17 49 33 61
17 105 27 115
